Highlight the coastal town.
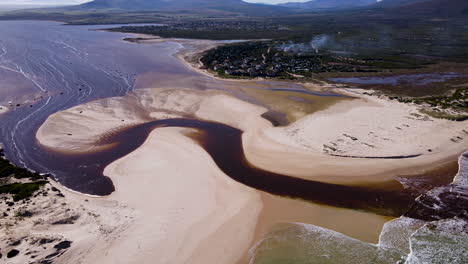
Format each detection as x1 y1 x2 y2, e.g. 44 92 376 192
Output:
200 41 365 79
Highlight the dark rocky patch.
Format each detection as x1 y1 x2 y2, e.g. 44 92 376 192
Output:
405 151 468 221
405 185 468 221
16 210 34 217
54 241 72 250
7 249 19 258
343 134 358 141
44 251 61 259
39 238 55 245
10 239 22 246
51 214 80 225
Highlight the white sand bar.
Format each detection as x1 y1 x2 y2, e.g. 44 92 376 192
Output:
35 87 467 263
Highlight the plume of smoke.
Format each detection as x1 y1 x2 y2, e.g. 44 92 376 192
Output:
310 35 331 53
276 34 333 54
276 42 313 54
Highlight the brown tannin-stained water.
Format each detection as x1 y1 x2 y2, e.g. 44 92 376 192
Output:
32 118 423 217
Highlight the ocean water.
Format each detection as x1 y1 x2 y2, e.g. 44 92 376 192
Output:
251 217 468 264
250 222 405 264
406 218 468 264
251 152 468 264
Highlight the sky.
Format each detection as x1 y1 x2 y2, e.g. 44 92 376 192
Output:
0 0 89 5
0 0 313 6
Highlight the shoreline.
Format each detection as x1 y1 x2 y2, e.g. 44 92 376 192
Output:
126 35 286 85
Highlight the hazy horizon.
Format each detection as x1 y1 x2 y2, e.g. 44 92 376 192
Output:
0 0 313 6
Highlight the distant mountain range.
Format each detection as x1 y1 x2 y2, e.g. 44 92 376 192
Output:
278 0 465 17
381 0 468 17
69 0 467 17
375 0 430 7
77 0 290 15
278 0 437 10
279 0 377 9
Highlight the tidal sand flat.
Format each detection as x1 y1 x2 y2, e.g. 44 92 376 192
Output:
32 86 467 263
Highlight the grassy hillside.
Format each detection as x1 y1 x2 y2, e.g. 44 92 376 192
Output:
281 0 375 9
76 0 292 16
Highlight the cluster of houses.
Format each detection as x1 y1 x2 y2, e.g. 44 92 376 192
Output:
162 21 283 31
208 50 359 78
211 57 279 77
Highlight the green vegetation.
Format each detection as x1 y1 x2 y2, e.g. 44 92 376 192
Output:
391 86 467 110
99 13 468 64
199 40 440 79
106 21 293 40
0 149 48 200
0 181 47 201
389 86 468 120
0 156 45 181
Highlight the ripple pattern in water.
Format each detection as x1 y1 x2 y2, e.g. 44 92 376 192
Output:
0 21 192 171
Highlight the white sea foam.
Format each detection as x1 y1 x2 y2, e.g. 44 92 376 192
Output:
405 218 468 264
378 217 425 254
452 151 468 186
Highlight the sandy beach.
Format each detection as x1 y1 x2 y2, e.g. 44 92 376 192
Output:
29 83 467 263
61 127 262 264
